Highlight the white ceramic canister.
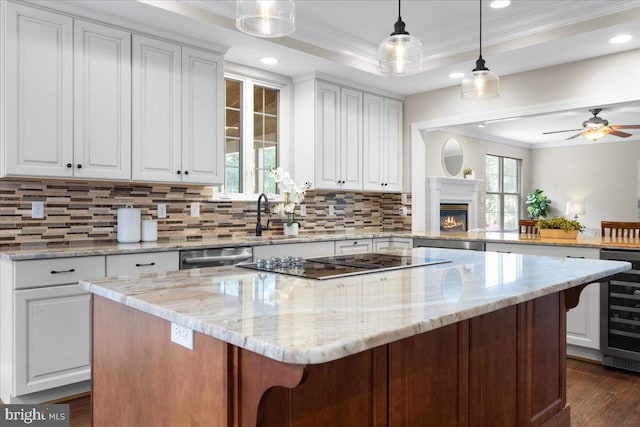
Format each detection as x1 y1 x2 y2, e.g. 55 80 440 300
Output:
117 205 141 243
141 219 158 242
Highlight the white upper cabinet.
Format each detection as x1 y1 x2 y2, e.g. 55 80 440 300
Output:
340 87 363 191
132 35 182 183
181 47 224 184
363 95 403 192
4 3 73 177
314 81 341 189
132 36 224 185
74 20 131 180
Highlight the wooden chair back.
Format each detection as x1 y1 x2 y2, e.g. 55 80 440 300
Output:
601 221 640 238
519 219 539 235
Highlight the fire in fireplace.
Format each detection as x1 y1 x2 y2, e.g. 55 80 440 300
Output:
440 204 468 232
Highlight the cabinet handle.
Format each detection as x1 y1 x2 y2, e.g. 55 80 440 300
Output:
77 164 82 169
66 163 72 168
184 171 189 175
177 170 181 175
135 262 156 267
496 250 512 253
566 256 585 259
50 268 75 274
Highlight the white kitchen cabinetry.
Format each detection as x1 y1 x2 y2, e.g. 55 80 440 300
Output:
132 35 224 185
363 95 403 192
486 242 602 360
107 251 179 276
335 239 373 255
253 242 335 260
0 256 106 403
4 3 73 178
74 20 131 180
373 237 413 251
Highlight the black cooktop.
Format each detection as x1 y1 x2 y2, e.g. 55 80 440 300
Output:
238 253 451 280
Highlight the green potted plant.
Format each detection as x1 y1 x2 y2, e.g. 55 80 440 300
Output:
526 189 551 219
463 167 474 179
536 217 583 239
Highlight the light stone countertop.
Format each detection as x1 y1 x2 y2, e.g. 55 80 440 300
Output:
0 231 412 261
79 247 630 365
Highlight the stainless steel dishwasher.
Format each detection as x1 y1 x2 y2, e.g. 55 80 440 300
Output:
413 237 485 251
179 247 253 269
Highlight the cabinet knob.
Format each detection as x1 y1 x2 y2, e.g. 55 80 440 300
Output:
353 241 358 245
177 170 181 175
184 171 189 175
76 164 82 169
66 163 72 168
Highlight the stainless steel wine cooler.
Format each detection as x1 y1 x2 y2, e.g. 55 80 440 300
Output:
600 249 640 373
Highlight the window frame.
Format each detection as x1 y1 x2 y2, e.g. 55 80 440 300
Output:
485 154 522 232
212 71 291 202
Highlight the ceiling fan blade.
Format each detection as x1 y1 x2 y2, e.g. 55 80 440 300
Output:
542 129 583 135
609 130 632 138
611 125 640 130
566 133 583 140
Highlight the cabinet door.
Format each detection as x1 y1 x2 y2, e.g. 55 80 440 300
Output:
132 35 182 182
340 88 362 191
335 239 373 255
14 284 91 396
5 3 73 177
314 81 341 189
363 94 384 191
383 98 403 192
181 47 224 184
74 20 131 180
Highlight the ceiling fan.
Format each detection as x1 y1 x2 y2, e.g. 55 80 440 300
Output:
542 108 640 141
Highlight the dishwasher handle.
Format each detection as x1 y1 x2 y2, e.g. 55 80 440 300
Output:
182 253 253 264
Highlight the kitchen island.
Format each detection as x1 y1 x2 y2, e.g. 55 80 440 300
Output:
79 248 629 427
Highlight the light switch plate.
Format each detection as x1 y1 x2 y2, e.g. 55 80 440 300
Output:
399 207 407 217
190 202 200 217
31 201 44 219
157 203 166 219
299 204 307 216
401 193 408 205
171 322 193 350
328 205 335 216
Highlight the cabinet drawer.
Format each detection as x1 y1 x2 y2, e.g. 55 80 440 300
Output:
107 251 179 276
14 256 105 289
335 239 373 255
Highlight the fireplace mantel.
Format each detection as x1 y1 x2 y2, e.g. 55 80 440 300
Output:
428 177 482 233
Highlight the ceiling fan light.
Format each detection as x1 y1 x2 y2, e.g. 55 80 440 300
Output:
582 126 610 141
461 68 499 100
378 33 423 74
236 0 295 38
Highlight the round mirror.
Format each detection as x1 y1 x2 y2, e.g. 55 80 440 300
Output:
442 138 463 177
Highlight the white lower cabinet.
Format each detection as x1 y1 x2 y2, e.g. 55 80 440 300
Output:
335 239 373 255
14 284 91 396
253 242 335 260
373 237 413 251
486 242 601 358
107 251 179 276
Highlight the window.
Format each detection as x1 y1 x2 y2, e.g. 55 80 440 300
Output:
216 75 283 197
485 155 521 231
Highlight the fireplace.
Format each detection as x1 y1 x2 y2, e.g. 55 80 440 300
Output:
440 204 468 232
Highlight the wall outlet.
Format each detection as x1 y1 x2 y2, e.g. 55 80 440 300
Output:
31 201 44 219
190 202 200 217
171 322 193 350
401 193 408 205
299 204 307 216
157 203 166 219
399 207 407 217
328 205 335 216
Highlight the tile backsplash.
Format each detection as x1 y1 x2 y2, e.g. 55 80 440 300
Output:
0 179 411 249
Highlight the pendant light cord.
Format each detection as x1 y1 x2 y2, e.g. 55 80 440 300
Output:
398 0 401 21
479 0 482 58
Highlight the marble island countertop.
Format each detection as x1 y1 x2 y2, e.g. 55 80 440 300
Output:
79 247 629 365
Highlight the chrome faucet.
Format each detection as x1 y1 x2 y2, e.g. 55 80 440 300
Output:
256 193 270 236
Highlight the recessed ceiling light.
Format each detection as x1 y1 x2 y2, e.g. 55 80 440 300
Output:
490 1 511 9
260 57 279 65
477 123 486 128
609 34 633 44
449 72 465 79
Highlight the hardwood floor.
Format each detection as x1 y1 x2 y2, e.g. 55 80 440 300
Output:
41 358 640 426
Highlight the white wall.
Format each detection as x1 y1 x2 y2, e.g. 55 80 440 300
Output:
531 139 640 230
423 130 530 229
405 48 640 231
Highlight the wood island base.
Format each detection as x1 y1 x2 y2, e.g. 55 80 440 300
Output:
92 288 582 427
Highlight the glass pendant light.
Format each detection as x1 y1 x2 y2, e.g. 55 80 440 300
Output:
378 0 422 75
236 0 295 38
461 0 499 99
